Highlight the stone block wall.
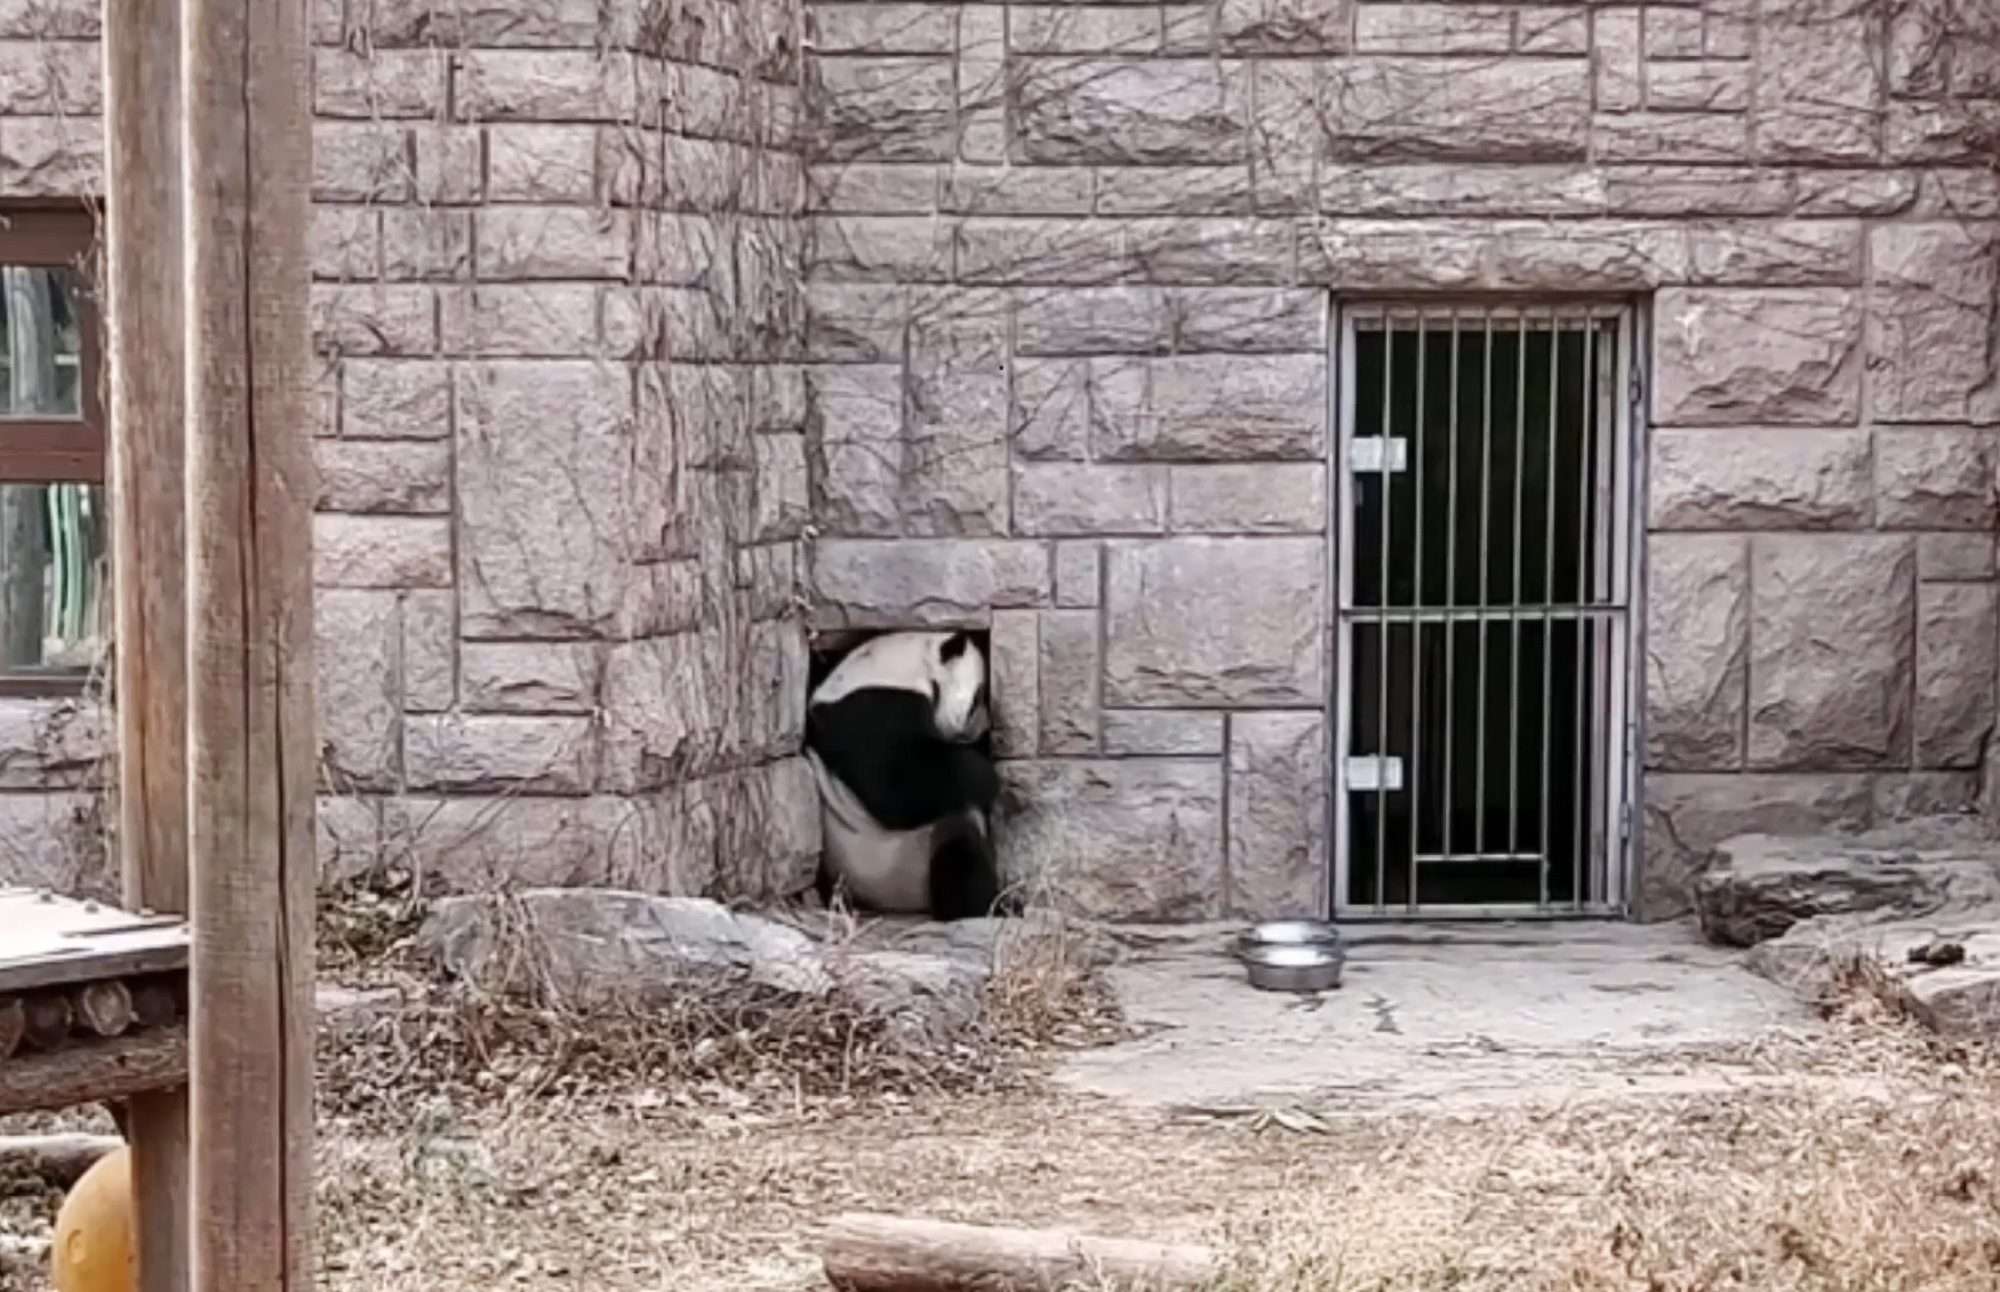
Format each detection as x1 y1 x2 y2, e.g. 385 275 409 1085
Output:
800 0 2000 919
0 0 822 903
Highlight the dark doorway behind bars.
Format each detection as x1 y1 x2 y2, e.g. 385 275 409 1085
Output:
1333 303 1638 918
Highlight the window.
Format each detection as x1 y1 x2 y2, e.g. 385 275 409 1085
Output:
0 208 106 697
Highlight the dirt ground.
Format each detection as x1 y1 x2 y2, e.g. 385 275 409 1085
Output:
4 914 2000 1292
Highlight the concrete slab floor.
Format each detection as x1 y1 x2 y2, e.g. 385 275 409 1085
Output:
1057 919 1827 1117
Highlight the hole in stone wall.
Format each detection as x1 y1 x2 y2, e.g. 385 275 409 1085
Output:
806 627 997 763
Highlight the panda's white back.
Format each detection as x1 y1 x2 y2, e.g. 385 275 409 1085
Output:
809 631 943 706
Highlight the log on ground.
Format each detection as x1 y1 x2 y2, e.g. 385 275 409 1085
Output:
821 1213 1225 1292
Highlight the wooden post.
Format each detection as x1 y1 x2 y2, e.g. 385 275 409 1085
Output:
103 0 191 1284
182 0 317 1283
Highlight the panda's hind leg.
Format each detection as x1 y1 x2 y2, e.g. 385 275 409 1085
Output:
927 813 1002 922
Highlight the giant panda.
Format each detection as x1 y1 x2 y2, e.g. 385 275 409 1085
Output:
801 629 1006 922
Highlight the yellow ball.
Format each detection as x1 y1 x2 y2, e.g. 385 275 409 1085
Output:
51 1143 135 1292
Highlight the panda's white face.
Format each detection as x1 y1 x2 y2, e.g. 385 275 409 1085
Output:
931 633 989 744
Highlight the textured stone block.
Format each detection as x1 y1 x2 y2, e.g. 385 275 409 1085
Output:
1323 57 1589 161
1320 163 1605 218
1653 289 1862 426
1095 354 1326 462
0 699 101 791
1915 584 1997 769
1227 711 1327 918
1300 220 1486 289
313 122 412 203
1874 428 1998 531
1647 62 1750 112
341 360 450 440
598 634 723 790
1015 287 1173 356
1757 0 1880 163
1095 167 1254 216
315 47 444 119
754 435 811 543
312 285 438 357
1055 541 1101 608
1356 3 1511 54
809 3 958 53
1011 358 1090 460
905 318 1010 535
1103 709 1225 756
391 796 634 894
1594 7 1641 110
989 609 1040 758
312 207 377 281
462 643 602 715
315 440 452 515
0 41 98 114
1748 535 1916 770
1013 4 1164 54
1115 218 1295 286
401 590 456 712
1013 464 1167 536
1013 58 1249 165
1684 221 1862 287
811 539 1052 627
316 796 382 889
1169 0 1351 53
380 210 471 281
440 284 619 358
456 360 633 638
813 214 955 282
314 514 453 589
810 363 904 536
998 759 1225 920
1038 609 1101 754
317 591 400 792
1169 464 1325 533
810 56 956 162
942 164 1093 215
1600 165 1789 217
1918 534 1995 583
477 207 632 279
1593 112 1749 164
487 125 598 203
1868 224 2000 425
455 50 638 122
1647 429 1870 531
1645 534 1748 769
1104 538 1324 707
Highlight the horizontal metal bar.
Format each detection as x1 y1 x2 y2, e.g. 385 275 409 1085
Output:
1333 903 1618 922
1414 852 1545 865
1347 305 1630 328
1340 605 1629 623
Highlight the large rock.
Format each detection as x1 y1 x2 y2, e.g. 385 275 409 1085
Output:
1103 537 1324 706
1694 831 2000 947
1652 288 1862 426
1747 535 1916 770
1638 772 1877 921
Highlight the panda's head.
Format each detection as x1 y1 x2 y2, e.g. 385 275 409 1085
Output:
812 629 990 744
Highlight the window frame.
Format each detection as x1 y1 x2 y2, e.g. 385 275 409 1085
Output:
0 203 107 700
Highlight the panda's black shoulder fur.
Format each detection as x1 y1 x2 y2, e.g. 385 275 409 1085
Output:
804 685 1000 833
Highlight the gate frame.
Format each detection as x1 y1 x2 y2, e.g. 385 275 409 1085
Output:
1323 292 1652 923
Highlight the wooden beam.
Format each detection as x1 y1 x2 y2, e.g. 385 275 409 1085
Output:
820 1213 1226 1292
182 0 316 1282
104 0 192 1282
0 1029 189 1117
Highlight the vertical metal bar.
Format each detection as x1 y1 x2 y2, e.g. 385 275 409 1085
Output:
1407 312 1427 910
1333 307 1359 915
1573 313 1595 910
1375 315 1393 910
1593 317 1619 906
1475 308 1493 866
1443 311 1462 867
1538 307 1560 910
1507 309 1526 883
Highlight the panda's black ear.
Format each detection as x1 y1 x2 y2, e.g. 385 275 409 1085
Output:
939 631 971 662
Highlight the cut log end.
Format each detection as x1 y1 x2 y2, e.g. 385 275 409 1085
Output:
22 992 72 1051
72 980 135 1039
0 997 22 1060
821 1213 1225 1292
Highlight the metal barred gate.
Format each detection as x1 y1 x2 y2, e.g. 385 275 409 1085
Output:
1331 301 1641 919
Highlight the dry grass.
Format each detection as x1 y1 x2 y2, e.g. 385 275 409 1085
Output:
7 889 2000 1292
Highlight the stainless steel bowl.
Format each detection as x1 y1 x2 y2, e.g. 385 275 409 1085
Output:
1240 942 1345 993
1235 918 1342 957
